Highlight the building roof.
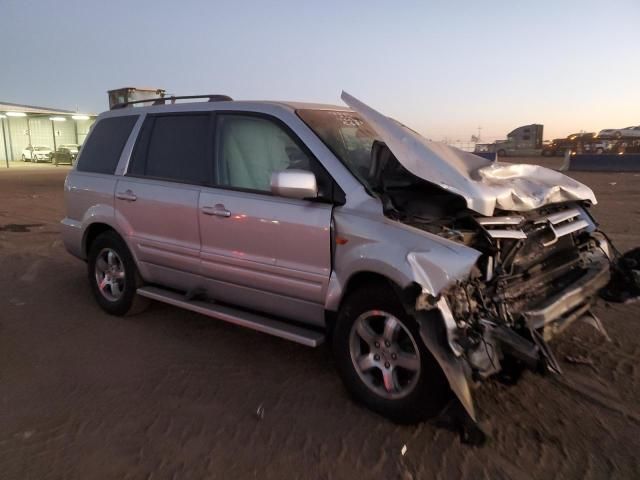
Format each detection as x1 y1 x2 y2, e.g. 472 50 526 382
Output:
0 101 77 115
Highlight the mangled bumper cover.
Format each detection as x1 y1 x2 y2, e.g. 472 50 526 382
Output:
523 257 611 340
411 254 613 423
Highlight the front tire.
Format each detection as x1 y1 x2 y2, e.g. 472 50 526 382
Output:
497 149 507 157
87 231 148 316
333 284 450 424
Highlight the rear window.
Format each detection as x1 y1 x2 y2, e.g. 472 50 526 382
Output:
76 116 137 174
128 114 211 185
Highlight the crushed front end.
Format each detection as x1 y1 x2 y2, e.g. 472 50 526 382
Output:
338 92 640 443
435 205 612 379
403 201 638 440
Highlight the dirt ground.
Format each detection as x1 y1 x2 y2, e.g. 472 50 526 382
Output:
0 161 639 479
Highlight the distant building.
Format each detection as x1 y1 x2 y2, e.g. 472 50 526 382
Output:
0 101 96 166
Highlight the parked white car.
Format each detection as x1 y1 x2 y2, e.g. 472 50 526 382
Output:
21 145 53 163
597 126 640 139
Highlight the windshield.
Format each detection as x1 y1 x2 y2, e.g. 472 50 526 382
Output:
297 109 381 188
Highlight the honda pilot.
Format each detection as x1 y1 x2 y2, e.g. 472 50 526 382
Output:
62 92 639 440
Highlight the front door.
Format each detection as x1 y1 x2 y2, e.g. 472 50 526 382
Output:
199 113 333 326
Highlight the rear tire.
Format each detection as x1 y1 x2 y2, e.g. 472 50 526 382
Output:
333 284 450 424
497 149 507 157
87 230 149 316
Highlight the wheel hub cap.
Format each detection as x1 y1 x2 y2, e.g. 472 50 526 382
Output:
94 248 125 302
349 310 421 400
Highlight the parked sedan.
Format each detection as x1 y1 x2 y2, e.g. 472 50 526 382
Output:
21 145 53 163
597 126 640 139
51 144 80 166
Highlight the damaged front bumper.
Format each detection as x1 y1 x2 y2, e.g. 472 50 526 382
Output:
412 246 640 429
523 257 611 341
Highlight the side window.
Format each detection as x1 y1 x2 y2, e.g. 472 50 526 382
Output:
128 114 211 185
76 116 137 174
215 115 317 192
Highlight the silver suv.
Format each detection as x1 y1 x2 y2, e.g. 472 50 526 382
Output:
62 92 638 439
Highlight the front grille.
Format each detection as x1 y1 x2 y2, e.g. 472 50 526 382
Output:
476 206 591 246
481 206 598 316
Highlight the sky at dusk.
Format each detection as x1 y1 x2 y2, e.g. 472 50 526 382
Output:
1 0 638 142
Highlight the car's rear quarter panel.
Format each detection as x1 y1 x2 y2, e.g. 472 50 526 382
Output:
62 171 118 259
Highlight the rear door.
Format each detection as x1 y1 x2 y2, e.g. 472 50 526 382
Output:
116 113 213 289
198 113 333 326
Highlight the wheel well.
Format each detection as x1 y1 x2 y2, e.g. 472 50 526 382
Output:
83 223 116 256
343 272 395 295
325 272 421 339
341 272 417 310
324 272 398 338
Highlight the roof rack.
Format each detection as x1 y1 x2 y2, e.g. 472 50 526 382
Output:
111 94 233 110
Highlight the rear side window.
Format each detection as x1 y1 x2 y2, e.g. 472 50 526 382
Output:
128 114 211 185
76 116 137 174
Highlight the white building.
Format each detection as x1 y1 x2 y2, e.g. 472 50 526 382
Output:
0 101 95 166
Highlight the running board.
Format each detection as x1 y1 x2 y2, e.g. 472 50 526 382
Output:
137 286 325 347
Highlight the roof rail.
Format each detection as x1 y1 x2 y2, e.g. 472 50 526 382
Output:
111 94 233 110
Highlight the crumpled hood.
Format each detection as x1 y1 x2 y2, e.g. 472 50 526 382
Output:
341 91 597 216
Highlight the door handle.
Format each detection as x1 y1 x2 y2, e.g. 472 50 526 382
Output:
201 205 231 217
116 190 137 202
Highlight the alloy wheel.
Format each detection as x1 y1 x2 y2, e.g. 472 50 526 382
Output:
349 310 421 400
94 248 126 302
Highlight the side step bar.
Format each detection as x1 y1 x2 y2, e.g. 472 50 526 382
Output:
137 286 325 347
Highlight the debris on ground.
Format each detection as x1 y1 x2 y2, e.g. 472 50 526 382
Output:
564 354 596 369
255 403 265 421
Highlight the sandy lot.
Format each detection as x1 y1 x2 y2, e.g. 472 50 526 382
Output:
0 162 639 479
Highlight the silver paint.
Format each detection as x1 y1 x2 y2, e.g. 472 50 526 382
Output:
341 91 597 216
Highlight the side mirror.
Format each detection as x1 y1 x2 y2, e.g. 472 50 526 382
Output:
270 170 318 200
